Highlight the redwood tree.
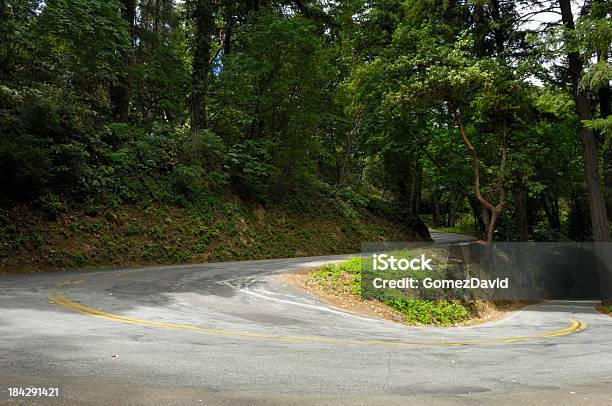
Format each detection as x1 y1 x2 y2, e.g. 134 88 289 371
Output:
558 0 610 242
189 0 216 133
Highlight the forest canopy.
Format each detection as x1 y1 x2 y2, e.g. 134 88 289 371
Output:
1 0 611 243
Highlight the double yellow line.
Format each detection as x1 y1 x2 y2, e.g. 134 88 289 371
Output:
48 289 587 347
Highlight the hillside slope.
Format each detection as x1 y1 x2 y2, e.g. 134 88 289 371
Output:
0 196 429 273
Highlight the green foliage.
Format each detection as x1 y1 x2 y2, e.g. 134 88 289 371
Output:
311 257 469 325
213 11 338 193
386 298 469 325
338 256 362 275
131 19 190 123
0 0 607 247
338 187 369 208
226 141 273 199
35 194 63 220
33 0 130 86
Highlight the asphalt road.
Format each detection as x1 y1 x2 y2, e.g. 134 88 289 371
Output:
1 231 611 405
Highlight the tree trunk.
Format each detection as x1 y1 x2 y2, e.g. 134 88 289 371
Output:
543 191 561 230
603 132 612 224
559 0 610 242
110 0 135 121
446 202 456 227
569 188 590 241
397 166 412 208
487 210 499 246
432 192 442 226
489 0 506 56
223 24 232 55
451 107 507 246
600 61 612 222
190 0 215 133
472 3 488 57
513 183 528 241
412 160 422 215
482 206 490 231
467 196 487 237
221 0 235 55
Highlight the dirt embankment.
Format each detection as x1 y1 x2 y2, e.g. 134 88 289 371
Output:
0 201 430 273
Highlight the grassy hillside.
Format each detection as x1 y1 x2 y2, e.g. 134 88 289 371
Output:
0 194 429 273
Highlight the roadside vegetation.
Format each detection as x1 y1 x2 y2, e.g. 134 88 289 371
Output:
299 257 506 326
422 214 480 238
597 304 612 316
0 197 427 272
1 1 610 277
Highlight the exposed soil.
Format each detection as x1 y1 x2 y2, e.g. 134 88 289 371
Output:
285 269 407 324
595 304 612 317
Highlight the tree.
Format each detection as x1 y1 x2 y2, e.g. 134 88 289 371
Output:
1 0 608 250
558 0 610 242
188 0 216 133
109 0 135 121
352 25 511 244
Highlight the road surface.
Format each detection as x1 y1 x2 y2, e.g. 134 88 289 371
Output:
1 231 611 405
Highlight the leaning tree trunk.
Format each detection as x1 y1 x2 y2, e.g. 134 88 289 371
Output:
559 0 610 242
190 0 215 133
451 107 507 246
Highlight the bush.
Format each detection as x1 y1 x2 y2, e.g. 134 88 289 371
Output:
35 193 63 220
339 256 362 274
226 140 273 199
182 129 226 169
338 187 369 208
0 132 54 201
169 164 207 206
388 299 469 325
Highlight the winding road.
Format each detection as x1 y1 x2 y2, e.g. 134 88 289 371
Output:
1 231 611 405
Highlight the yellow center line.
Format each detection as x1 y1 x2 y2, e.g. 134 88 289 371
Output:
48 289 587 347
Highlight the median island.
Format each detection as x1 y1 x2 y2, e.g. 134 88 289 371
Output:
285 256 526 327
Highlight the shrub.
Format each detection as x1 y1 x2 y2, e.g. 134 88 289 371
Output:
338 187 369 208
388 299 469 325
226 141 273 199
0 132 54 201
169 164 206 205
35 193 63 220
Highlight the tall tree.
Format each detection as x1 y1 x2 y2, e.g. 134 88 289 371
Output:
590 0 612 222
189 0 216 133
110 0 136 121
558 0 610 242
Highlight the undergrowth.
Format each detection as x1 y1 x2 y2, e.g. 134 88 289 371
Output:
311 257 470 326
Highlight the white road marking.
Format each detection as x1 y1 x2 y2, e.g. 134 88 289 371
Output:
239 287 384 323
